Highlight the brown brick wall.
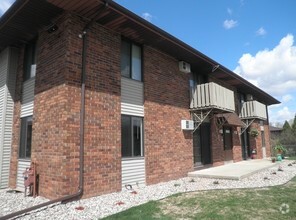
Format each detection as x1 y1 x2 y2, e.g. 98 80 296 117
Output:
264 124 271 157
232 127 243 162
10 12 121 199
32 13 81 198
249 120 263 159
144 46 193 184
211 118 224 166
83 17 122 197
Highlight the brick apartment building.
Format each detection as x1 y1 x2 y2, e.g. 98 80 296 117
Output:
0 0 279 199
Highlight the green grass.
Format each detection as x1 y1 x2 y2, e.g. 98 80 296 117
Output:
103 177 296 220
286 156 296 160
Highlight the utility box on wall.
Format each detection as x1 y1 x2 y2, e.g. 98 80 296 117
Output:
181 120 194 130
179 61 191 73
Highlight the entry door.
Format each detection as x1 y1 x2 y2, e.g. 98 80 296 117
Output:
223 127 233 161
193 123 211 166
193 128 202 166
241 129 247 160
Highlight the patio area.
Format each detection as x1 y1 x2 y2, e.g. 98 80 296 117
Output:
188 159 279 180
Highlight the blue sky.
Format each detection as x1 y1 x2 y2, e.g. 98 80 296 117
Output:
1 0 296 125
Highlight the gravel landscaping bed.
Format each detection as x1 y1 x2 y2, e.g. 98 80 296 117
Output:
1 160 295 220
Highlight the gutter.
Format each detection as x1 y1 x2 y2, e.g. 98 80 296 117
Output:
0 12 92 220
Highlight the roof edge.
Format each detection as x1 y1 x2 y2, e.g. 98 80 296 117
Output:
0 0 29 29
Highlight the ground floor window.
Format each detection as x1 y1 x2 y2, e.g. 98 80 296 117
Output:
121 115 143 157
19 116 32 159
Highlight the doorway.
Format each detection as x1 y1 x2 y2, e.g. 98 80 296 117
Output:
241 129 251 159
193 123 211 167
223 126 233 161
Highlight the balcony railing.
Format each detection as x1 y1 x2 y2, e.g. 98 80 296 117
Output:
190 82 235 112
239 100 267 120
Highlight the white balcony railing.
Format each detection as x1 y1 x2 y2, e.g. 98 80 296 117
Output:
190 82 235 112
239 100 267 120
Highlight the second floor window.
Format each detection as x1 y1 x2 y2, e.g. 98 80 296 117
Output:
23 39 37 81
121 40 142 81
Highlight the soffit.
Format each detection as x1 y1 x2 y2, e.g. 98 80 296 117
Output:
0 0 63 51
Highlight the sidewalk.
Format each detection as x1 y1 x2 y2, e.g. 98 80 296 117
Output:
188 159 279 180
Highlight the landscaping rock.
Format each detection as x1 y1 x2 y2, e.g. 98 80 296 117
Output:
0 161 295 219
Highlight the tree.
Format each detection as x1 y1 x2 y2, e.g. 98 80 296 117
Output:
282 120 291 131
292 114 296 134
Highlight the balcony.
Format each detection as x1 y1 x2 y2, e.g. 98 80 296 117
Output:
239 100 267 120
190 82 235 112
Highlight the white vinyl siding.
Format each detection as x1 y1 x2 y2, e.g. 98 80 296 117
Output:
21 77 35 117
121 77 144 116
16 160 31 191
121 158 145 188
0 47 18 189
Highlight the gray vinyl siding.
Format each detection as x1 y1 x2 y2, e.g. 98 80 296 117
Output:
21 77 35 118
121 158 145 188
16 160 31 191
121 77 144 117
121 77 145 189
18 74 35 190
0 47 18 188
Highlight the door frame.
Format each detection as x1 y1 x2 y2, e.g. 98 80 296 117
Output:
223 126 233 161
193 123 212 166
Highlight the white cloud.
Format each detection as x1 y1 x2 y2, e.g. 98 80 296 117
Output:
256 27 267 36
142 12 153 22
235 34 296 123
0 0 14 16
234 34 296 96
282 94 293 103
269 106 295 123
227 8 232 15
223 19 238 29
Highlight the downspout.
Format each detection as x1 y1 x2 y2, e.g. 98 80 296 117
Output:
0 16 90 220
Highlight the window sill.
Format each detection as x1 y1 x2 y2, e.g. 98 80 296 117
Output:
122 156 145 161
18 158 31 162
121 76 143 83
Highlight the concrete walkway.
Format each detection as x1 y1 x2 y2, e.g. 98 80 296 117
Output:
188 159 279 180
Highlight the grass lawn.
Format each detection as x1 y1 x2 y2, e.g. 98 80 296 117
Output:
103 176 296 220
286 156 296 160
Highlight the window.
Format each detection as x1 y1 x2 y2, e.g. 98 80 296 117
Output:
120 40 142 81
121 115 143 157
19 116 33 159
23 39 37 81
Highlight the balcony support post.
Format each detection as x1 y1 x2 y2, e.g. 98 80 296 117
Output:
192 109 213 132
240 118 255 134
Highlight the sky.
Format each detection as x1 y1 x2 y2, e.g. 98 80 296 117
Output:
1 0 296 125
